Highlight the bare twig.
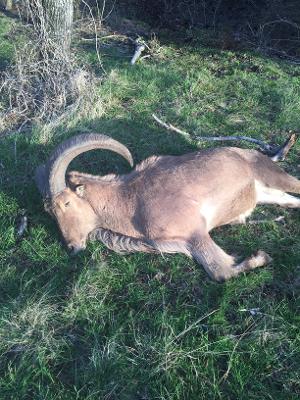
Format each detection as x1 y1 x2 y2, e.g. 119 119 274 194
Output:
131 41 146 65
248 215 285 225
0 0 97 132
17 215 27 238
193 135 273 151
239 308 262 315
152 114 275 152
81 0 106 73
152 113 191 140
244 19 300 63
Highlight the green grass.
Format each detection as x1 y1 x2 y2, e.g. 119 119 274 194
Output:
1 14 300 399
0 12 15 71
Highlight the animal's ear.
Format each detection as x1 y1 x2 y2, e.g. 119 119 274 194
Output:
67 171 82 188
75 184 85 197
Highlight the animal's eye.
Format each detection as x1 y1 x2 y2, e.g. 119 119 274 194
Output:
65 201 70 207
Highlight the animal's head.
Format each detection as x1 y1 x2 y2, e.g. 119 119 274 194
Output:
35 134 133 254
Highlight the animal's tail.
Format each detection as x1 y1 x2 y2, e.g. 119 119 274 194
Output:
251 153 300 195
236 133 300 194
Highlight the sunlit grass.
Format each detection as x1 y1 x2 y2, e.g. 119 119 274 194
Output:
0 12 300 399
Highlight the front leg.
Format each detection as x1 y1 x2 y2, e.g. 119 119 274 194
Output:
189 232 272 282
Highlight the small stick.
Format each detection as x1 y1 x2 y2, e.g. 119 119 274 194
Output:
248 215 285 225
194 135 274 152
17 215 27 238
152 114 274 152
152 113 191 140
131 42 146 65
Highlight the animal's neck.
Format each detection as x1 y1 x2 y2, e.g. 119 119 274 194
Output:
88 181 139 237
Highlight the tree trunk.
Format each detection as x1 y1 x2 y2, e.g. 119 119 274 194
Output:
0 0 13 10
42 0 73 54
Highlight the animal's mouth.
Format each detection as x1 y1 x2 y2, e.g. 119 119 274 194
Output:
67 243 86 256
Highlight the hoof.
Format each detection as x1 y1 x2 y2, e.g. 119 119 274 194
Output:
254 250 272 267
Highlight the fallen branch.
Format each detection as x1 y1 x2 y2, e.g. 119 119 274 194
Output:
131 40 146 65
152 113 274 152
152 113 191 140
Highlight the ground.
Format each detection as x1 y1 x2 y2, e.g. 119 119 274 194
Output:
0 11 300 400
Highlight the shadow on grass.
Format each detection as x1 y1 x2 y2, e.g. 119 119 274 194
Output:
1 118 300 399
1 113 195 198
0 114 197 300
0 116 222 397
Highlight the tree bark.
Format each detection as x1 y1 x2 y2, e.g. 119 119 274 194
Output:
5 0 13 10
42 0 73 54
0 0 13 10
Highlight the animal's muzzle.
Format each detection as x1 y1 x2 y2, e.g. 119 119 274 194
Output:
67 243 86 256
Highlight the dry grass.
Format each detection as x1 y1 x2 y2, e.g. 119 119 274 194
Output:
0 1 98 134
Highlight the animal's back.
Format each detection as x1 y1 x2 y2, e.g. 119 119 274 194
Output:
126 147 256 236
119 146 299 238
130 147 253 190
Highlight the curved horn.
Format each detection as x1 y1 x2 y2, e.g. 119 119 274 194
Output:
37 134 134 198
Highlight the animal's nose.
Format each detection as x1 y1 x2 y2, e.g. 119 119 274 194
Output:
67 244 74 252
67 243 84 256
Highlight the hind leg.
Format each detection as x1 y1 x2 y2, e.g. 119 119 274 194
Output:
256 182 300 208
190 232 271 282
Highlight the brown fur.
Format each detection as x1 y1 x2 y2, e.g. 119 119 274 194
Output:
47 146 300 282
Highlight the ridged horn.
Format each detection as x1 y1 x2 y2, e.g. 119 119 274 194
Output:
35 134 134 198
